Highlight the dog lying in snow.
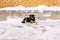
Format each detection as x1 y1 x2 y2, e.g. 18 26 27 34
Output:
22 14 36 23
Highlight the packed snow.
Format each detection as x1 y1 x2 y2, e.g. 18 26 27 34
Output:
0 17 60 40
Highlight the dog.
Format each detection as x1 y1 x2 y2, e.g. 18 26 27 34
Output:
22 14 36 23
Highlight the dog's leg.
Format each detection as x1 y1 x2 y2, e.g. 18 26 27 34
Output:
22 18 26 23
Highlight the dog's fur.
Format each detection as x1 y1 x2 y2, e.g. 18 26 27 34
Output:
22 14 36 23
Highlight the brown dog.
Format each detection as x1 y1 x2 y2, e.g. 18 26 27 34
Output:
22 14 36 23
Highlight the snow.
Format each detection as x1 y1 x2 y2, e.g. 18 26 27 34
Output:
0 5 60 11
0 17 60 40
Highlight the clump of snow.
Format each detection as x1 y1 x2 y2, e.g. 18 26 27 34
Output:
42 14 51 17
6 16 23 24
0 5 60 11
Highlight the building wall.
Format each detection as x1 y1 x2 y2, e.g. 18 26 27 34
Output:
0 0 60 8
0 10 60 21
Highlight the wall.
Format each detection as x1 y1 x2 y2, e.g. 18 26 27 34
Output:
0 10 60 21
0 0 60 8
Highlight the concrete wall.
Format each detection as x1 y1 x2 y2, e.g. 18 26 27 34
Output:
0 10 60 21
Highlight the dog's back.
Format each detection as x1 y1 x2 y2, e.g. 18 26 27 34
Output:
22 17 30 23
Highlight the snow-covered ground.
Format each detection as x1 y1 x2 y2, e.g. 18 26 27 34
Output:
0 17 60 40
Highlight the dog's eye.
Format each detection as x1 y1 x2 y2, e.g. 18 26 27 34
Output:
29 15 31 16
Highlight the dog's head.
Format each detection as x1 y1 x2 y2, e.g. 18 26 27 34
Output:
29 14 35 20
29 14 36 23
29 14 35 18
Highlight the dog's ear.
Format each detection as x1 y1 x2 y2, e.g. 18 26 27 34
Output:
29 15 31 17
29 14 35 17
32 15 34 16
